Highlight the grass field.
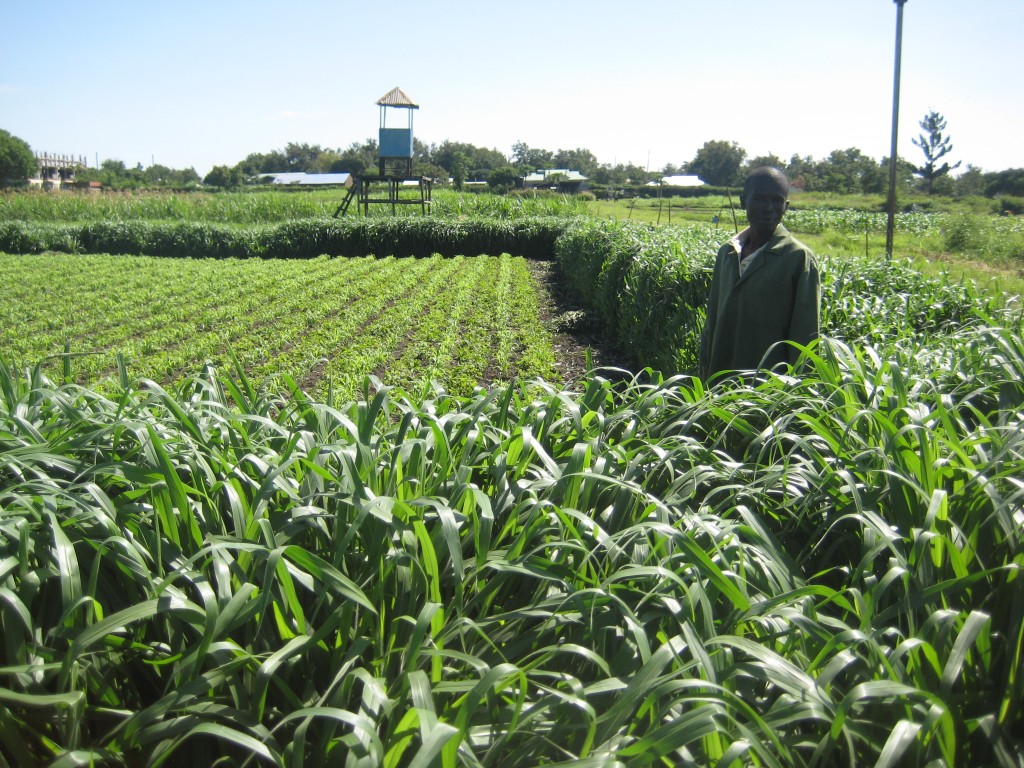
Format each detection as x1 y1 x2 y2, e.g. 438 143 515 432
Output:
0 189 1022 766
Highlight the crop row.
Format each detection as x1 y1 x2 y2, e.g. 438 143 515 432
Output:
0 188 588 224
783 207 944 235
0 253 558 400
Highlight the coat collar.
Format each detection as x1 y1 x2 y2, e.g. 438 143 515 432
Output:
732 224 792 283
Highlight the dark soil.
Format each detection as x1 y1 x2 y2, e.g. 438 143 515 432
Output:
526 260 636 389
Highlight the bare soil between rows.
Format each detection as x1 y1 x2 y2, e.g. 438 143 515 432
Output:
526 259 636 389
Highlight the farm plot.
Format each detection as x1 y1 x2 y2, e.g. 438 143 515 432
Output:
0 253 558 399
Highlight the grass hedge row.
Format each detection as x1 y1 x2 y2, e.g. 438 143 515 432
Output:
0 217 568 261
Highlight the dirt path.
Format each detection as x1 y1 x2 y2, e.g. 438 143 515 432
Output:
526 259 635 388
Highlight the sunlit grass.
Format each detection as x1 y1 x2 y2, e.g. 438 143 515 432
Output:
1 318 1021 764
1 188 1022 765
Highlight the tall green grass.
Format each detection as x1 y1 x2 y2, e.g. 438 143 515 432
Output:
2 192 1023 764
0 216 568 261
0 188 587 224
1 317 1021 764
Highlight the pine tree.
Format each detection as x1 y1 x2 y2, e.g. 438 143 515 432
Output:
911 110 960 194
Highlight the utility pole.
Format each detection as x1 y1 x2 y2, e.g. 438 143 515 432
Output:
885 0 908 261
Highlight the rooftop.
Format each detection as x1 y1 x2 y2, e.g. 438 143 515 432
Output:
376 87 419 109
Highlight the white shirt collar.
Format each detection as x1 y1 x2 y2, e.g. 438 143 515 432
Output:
731 228 768 277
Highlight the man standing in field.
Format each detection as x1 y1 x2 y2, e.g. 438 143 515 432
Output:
698 167 820 381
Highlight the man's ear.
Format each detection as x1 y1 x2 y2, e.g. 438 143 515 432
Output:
738 196 746 207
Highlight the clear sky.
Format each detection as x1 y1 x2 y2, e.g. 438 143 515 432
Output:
2 0 1021 178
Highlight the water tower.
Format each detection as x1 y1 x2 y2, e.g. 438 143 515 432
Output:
333 86 433 217
377 86 418 177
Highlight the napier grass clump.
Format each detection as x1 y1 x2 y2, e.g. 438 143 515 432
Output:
0 320 1022 764
0 216 569 261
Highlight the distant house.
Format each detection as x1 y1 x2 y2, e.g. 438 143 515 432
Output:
521 169 589 193
29 153 87 190
656 175 705 187
258 172 352 187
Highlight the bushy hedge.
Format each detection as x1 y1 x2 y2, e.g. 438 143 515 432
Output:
0 217 568 260
555 220 720 372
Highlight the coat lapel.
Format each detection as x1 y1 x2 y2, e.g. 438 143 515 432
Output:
735 225 790 287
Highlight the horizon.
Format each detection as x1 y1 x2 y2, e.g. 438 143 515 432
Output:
3 1 1022 178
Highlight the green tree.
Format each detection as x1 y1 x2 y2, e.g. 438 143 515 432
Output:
140 163 200 187
687 140 747 186
591 163 627 187
813 148 884 194
954 164 986 197
985 168 1024 197
431 141 508 179
744 154 786 176
879 155 917 197
784 154 818 191
204 165 243 188
511 141 553 171
0 129 35 183
283 142 324 171
911 110 960 194
487 165 520 193
237 149 287 175
613 163 645 185
552 148 599 178
331 140 378 175
91 159 142 189
450 152 469 190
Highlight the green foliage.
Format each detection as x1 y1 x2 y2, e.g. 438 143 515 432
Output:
555 219 719 371
0 253 558 399
0 187 589 224
998 195 1024 215
937 213 1024 263
0 313 1021 764
70 158 201 190
784 208 944 236
203 164 244 188
687 139 747 186
985 168 1024 197
821 254 1004 346
486 165 519 192
912 110 961 194
2 188 1023 763
0 216 570 260
0 128 35 183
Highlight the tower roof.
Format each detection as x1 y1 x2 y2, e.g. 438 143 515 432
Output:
376 87 419 109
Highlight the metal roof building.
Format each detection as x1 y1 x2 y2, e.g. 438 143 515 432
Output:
260 172 352 186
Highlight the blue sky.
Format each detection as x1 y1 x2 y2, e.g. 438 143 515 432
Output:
2 0 1021 177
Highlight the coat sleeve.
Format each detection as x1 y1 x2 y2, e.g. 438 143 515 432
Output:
786 253 821 365
698 252 725 379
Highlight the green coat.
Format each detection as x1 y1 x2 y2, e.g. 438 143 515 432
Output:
699 225 820 380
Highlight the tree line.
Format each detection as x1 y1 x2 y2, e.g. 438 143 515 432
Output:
200 116 1024 201
2 113 1024 199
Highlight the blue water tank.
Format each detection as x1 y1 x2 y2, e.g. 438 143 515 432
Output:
379 128 413 158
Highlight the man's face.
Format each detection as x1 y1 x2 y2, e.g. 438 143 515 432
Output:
744 176 789 239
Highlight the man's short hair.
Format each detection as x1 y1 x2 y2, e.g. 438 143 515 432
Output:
743 167 790 200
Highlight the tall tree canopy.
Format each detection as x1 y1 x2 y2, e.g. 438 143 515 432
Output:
0 129 35 183
687 140 747 186
511 142 554 172
911 110 960 194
